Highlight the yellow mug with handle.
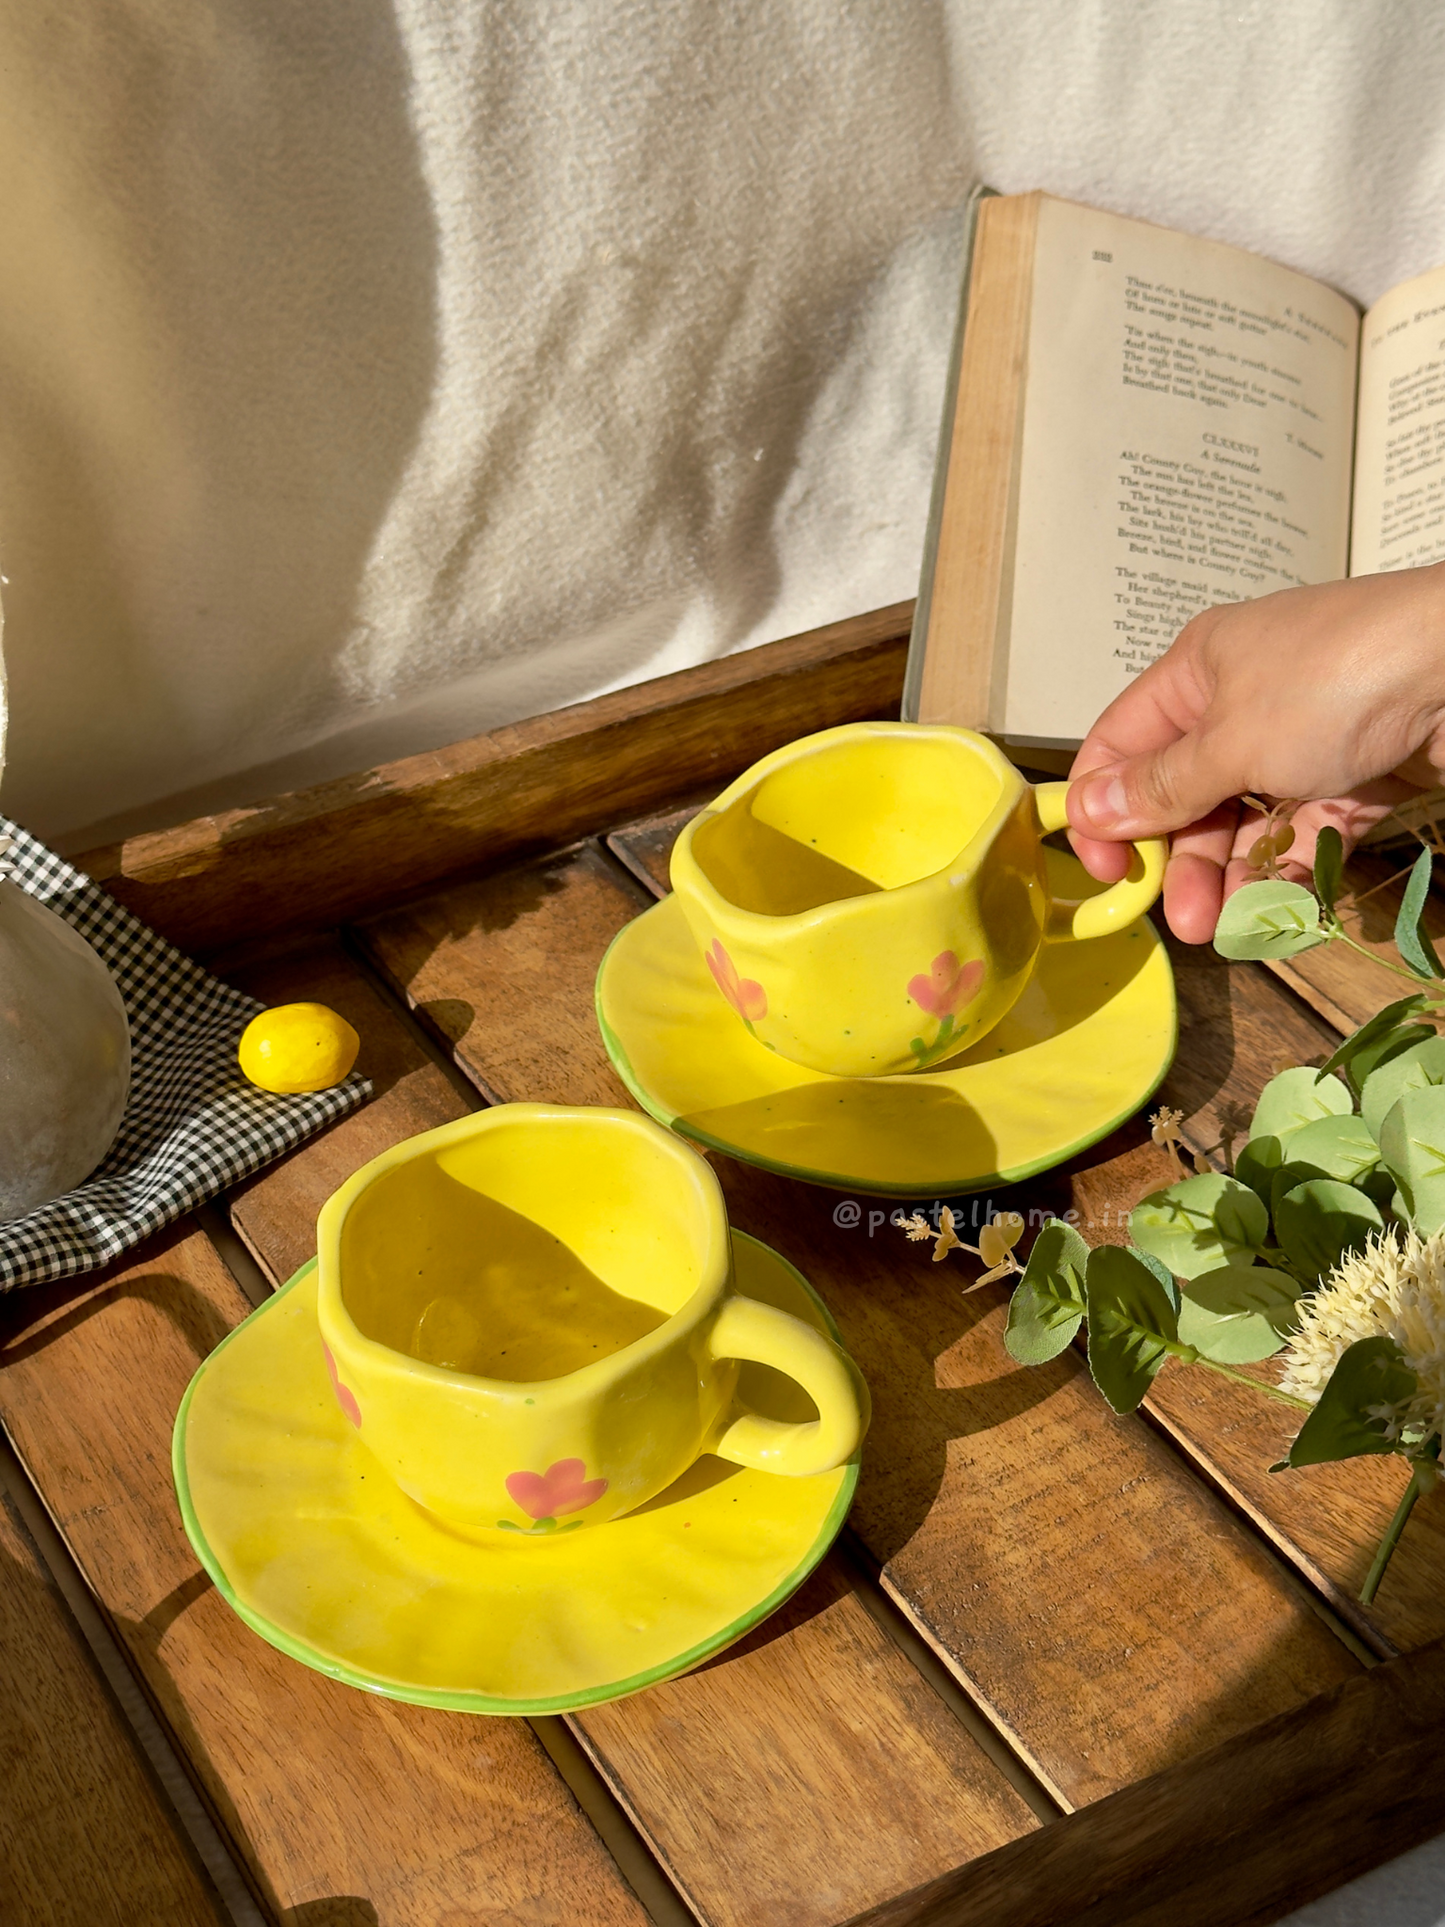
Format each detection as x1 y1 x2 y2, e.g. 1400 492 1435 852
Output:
315 1105 868 1535
669 721 1166 1078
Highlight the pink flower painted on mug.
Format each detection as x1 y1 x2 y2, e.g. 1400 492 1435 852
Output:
321 1340 362 1429
908 951 985 1020
505 1459 609 1521
705 940 768 1025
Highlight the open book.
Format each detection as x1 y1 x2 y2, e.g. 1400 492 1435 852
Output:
904 189 1445 774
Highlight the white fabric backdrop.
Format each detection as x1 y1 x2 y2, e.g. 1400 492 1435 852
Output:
2 3 1445 1915
5 2 1445 849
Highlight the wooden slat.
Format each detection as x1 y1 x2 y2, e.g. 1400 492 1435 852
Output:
1069 924 1445 1656
606 801 711 897
358 840 1360 1818
0 1225 650 1927
1142 1335 1437 1656
563 1561 1041 1927
227 934 472 1284
234 895 1043 1927
75 604 913 958
0 1484 222 1927
709 1157 1361 1806
1067 1054 1445 1656
845 1629 1445 1927
1144 884 1445 1655
356 842 646 1108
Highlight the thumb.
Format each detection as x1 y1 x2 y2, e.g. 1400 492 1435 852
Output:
1066 727 1243 840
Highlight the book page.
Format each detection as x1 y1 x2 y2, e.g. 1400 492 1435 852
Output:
1000 199 1359 744
1352 264 1445 575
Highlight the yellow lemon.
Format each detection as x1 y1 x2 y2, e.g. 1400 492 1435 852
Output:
238 1004 360 1094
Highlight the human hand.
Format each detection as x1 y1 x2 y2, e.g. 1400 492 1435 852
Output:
1065 564 1445 943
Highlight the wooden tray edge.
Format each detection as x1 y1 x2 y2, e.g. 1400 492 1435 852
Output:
75 603 914 956
844 1629 1445 1927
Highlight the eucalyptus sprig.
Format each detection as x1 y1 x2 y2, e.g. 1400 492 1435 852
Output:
1215 823 1445 1000
904 824 1445 1607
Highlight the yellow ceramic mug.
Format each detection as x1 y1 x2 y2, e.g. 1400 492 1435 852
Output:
315 1104 868 1535
670 721 1165 1079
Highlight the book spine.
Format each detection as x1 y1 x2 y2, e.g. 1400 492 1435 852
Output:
901 182 997 723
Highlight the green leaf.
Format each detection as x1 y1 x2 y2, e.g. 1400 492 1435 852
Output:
1268 1158 1330 1221
1395 845 1445 981
1379 1084 1445 1234
1356 1165 1400 1213
1004 1219 1090 1365
1274 1179 1384 1281
1250 1067 1353 1151
1313 826 1345 918
1234 1135 1283 1205
1129 1173 1268 1279
1178 1264 1300 1361
1286 1113 1381 1183
1183 1263 1303 1329
1361 1034 1445 1140
1316 993 1432 1087
1348 1025 1437 1097
1213 880 1328 961
1085 1245 1180 1414
1288 1336 1416 1467
1129 1245 1180 1310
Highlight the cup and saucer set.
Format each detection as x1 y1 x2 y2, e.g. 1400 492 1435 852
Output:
176 724 1174 1713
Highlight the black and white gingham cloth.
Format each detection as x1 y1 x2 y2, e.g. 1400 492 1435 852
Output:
0 817 371 1288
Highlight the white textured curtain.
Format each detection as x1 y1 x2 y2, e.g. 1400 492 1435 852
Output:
2 2 1445 854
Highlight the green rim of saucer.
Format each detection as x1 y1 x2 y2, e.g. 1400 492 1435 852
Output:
173 1242 858 1716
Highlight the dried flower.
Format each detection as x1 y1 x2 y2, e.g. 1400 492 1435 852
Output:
1242 797 1301 877
932 1207 964 1263
1149 1106 1191 1181
1279 1227 1445 1459
898 1206 1025 1285
978 1210 1024 1271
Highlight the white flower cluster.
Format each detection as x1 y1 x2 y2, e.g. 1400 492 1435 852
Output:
1280 1227 1445 1453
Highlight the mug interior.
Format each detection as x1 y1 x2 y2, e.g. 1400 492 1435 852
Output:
691 731 1005 916
338 1117 718 1383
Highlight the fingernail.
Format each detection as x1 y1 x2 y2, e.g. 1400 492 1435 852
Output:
1072 773 1128 832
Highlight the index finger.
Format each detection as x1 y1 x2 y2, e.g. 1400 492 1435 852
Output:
1066 649 1206 871
1071 640 1212 778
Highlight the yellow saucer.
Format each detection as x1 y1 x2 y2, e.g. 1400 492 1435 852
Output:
173 1236 857 1715
596 851 1176 1195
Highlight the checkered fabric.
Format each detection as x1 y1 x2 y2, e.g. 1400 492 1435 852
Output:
0 818 371 1289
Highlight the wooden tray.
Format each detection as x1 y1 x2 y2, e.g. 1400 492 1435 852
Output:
5 601 1445 1927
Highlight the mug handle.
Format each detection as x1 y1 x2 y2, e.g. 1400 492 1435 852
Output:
1033 781 1167 943
707 1296 869 1477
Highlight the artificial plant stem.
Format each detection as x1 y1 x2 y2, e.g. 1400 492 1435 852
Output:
1192 1354 1312 1409
1360 1436 1443 1606
1360 1477 1418 1606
